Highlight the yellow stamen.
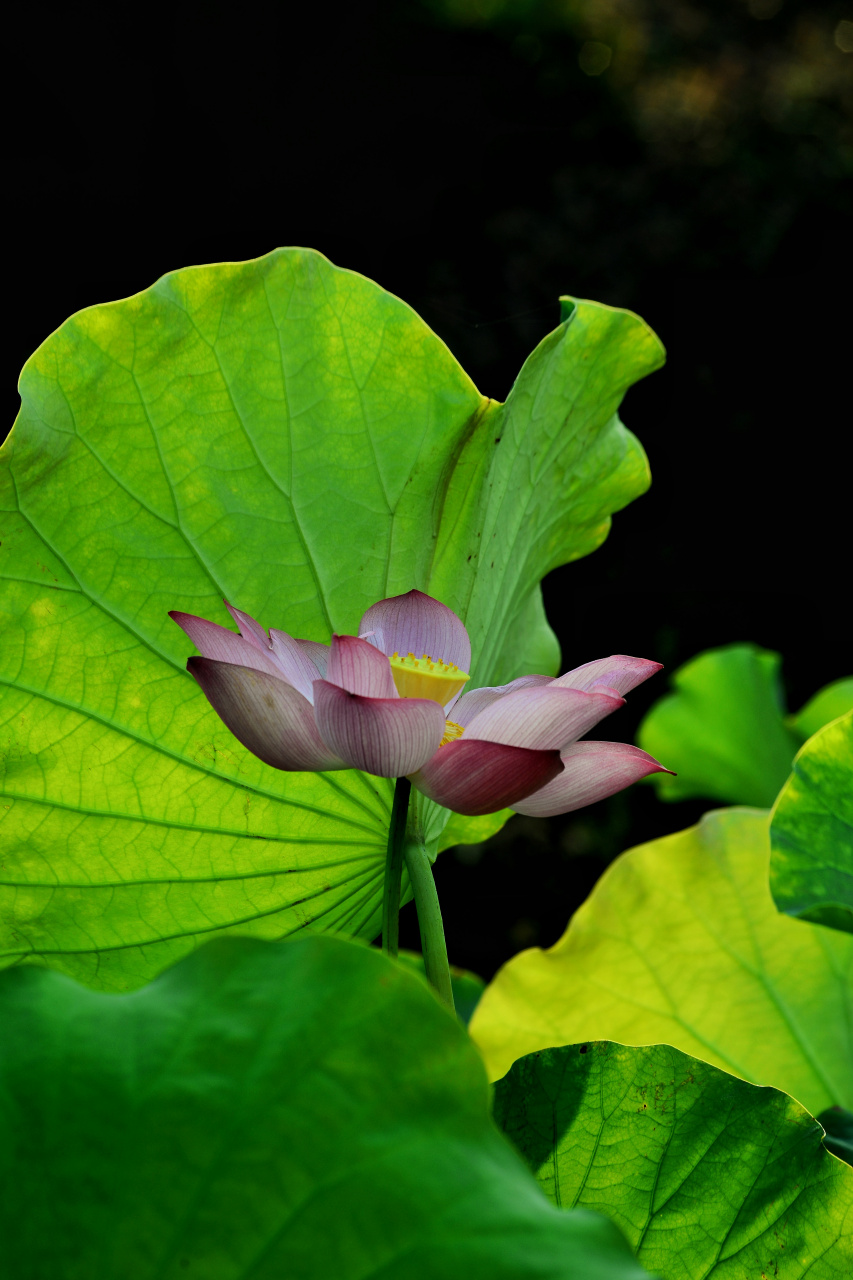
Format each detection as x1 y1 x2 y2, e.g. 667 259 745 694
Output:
440 720 465 747
389 650 470 705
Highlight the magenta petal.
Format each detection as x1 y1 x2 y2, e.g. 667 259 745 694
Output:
552 655 663 696
327 634 397 698
512 741 673 818
465 685 625 750
223 600 272 653
409 739 563 816
188 658 346 771
452 674 553 728
269 628 329 703
358 589 471 671
170 612 285 679
312 680 444 776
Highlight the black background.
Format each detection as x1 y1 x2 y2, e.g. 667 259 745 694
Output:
7 0 851 978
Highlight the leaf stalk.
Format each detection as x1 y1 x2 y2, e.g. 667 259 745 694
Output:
381 776 411 957
404 838 455 1014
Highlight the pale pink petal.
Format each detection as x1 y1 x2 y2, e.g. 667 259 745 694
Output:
188 659 346 772
296 639 329 678
170 612 284 679
358 589 471 672
512 741 672 818
465 685 624 750
269 629 329 703
451 674 553 728
552 656 663 696
586 685 623 700
224 600 271 653
409 739 563 816
312 680 444 777
327 634 397 698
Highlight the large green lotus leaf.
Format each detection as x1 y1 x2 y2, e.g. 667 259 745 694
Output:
0 249 661 989
770 712 853 934
494 1041 853 1279
636 644 802 806
470 808 853 1116
0 932 650 1280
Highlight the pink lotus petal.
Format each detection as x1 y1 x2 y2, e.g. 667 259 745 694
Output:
465 685 624 751
552 655 663 696
188 659 346 772
313 680 445 777
170 612 284 679
296 638 329 678
586 685 623 700
409 739 563 816
224 600 271 653
512 740 673 818
452 674 553 728
327 634 397 699
358 589 471 672
269 628 329 703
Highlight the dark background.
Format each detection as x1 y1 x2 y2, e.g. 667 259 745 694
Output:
8 0 851 978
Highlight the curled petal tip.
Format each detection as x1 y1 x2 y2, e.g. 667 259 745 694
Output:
554 656 664 697
224 600 270 652
173 610 284 678
512 740 672 818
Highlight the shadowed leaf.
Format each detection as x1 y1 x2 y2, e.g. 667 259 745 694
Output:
494 1041 853 1279
0 933 650 1280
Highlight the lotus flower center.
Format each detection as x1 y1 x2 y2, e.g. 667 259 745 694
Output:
389 651 470 705
439 720 464 748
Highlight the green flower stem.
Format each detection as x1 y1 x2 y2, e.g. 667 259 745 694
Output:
404 838 456 1014
381 776 411 957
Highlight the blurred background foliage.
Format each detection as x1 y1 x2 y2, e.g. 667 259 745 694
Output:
405 0 852 377
427 1 851 169
7 0 851 978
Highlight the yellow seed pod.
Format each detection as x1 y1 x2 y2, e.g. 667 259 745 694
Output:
389 651 470 705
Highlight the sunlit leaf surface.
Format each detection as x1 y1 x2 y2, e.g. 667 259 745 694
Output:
495 1041 853 1279
0 933 650 1280
0 249 662 988
771 711 853 934
470 808 853 1115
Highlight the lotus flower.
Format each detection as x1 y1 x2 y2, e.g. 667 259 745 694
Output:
170 590 670 817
